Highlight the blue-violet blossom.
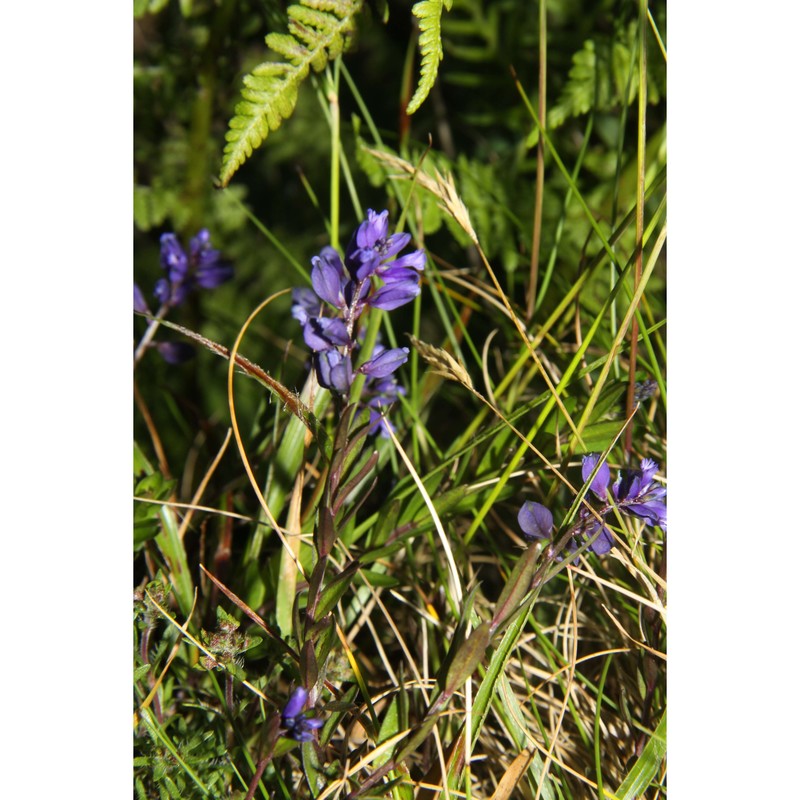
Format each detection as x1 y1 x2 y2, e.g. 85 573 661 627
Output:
134 229 233 364
151 228 233 309
281 687 324 743
291 210 425 435
518 454 666 558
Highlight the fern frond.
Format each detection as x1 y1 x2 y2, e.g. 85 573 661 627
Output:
406 0 453 115
219 0 363 187
548 27 663 130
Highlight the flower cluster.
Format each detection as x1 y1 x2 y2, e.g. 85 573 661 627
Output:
135 229 233 313
157 229 233 308
280 687 324 743
292 209 425 435
134 229 233 364
518 454 666 558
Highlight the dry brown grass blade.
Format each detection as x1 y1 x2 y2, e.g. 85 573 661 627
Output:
489 749 535 800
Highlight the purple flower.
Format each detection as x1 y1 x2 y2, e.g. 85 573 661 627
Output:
191 229 233 287
613 457 667 529
517 455 665 561
311 247 348 309
154 229 232 308
345 209 414 280
368 281 421 311
359 346 409 379
281 687 324 743
292 211 424 437
315 349 354 393
581 453 666 530
155 341 195 364
518 502 554 540
134 283 150 315
291 287 322 326
581 453 611 500
135 229 233 366
303 316 351 351
160 233 189 281
580 520 615 554
517 499 609 558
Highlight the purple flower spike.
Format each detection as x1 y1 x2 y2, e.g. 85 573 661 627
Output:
518 501 554 540
152 228 232 309
292 210 425 427
581 454 611 500
359 346 409 379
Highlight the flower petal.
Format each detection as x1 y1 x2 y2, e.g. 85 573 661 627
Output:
303 317 351 351
134 283 150 315
626 499 667 529
156 341 195 364
589 525 614 555
380 249 426 273
518 501 553 540
582 453 611 500
311 247 347 307
196 261 233 289
368 281 420 311
291 287 321 326
359 347 409 378
160 233 188 279
315 350 354 393
282 687 307 720
638 458 659 488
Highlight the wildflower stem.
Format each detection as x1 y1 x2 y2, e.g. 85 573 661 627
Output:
133 303 170 368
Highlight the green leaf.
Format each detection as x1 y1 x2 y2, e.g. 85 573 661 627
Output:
442 622 491 696
548 39 598 129
490 543 539 634
219 0 364 186
134 472 177 547
357 569 400 589
614 711 666 799
374 694 402 768
314 561 360 619
407 0 453 114
134 442 194 617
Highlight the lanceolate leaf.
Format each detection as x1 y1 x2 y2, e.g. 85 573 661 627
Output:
407 0 453 115
219 0 363 187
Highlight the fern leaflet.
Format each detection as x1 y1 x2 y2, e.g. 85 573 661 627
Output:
219 0 362 187
406 0 453 115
